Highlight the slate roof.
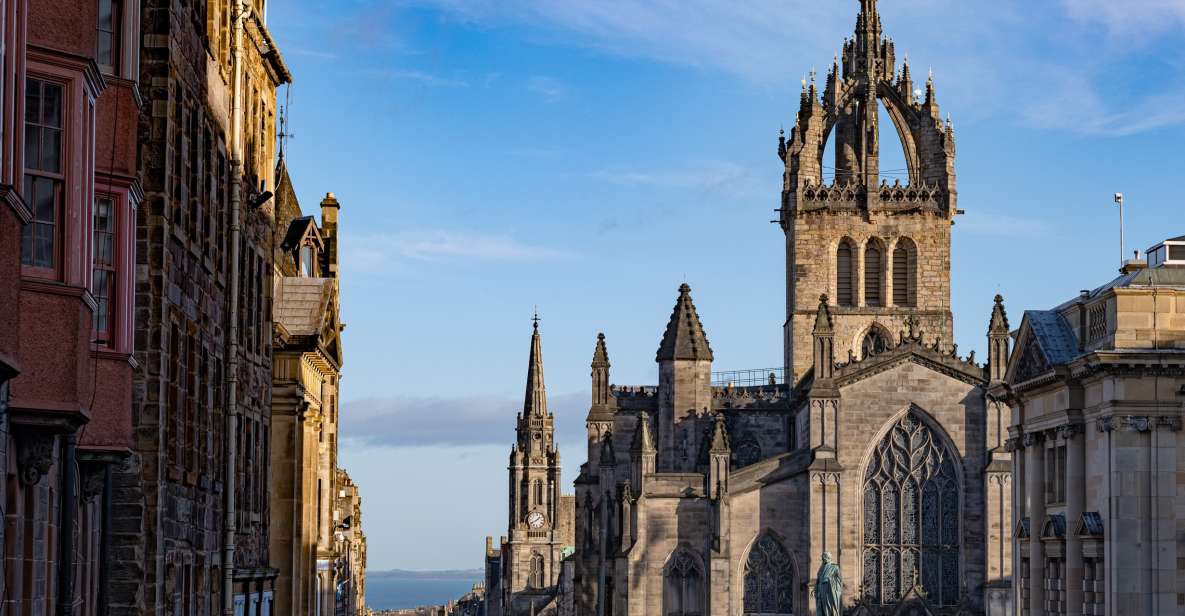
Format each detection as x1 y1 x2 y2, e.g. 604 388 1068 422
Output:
1079 511 1105 536
275 277 334 336
1024 310 1080 366
279 216 317 252
656 284 714 361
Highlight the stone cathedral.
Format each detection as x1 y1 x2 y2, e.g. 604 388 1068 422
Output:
566 2 1013 615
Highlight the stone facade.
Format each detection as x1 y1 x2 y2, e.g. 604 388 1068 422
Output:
566 2 1011 615
0 0 141 612
271 167 366 615
1001 243 1185 616
107 0 290 612
485 322 577 616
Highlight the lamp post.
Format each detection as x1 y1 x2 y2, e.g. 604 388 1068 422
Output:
1114 193 1125 268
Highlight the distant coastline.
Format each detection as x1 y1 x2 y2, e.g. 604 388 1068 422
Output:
368 568 483 580
366 569 483 610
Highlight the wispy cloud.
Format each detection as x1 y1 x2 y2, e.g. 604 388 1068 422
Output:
957 211 1051 238
526 76 568 102
376 69 471 88
1058 0 1185 38
283 46 339 60
341 393 587 447
412 0 1185 137
343 230 571 272
592 162 757 197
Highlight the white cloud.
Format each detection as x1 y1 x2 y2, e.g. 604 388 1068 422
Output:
957 211 1051 238
1059 0 1185 37
407 0 1185 137
377 69 470 88
526 76 568 102
592 161 757 197
342 230 570 272
341 393 587 447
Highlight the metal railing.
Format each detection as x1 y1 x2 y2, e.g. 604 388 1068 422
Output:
711 367 784 388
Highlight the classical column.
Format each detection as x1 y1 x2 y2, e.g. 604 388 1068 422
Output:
1064 426 1084 616
1025 432 1045 616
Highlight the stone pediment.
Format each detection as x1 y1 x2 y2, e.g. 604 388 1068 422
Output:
830 330 986 388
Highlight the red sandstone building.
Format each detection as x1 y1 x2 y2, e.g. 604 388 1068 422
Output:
0 0 141 612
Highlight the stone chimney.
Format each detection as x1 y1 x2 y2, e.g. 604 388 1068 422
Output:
320 192 340 277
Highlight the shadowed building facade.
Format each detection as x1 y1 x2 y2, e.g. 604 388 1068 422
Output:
568 2 1012 615
1000 239 1185 616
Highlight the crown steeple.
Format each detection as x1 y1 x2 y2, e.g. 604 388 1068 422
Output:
656 284 714 362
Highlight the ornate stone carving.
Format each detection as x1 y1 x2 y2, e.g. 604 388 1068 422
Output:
1021 432 1042 447
743 533 795 614
80 463 107 502
16 430 55 486
1096 415 1180 433
1055 424 1083 440
863 412 960 607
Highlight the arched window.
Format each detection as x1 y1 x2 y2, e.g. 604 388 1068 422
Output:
837 241 856 307
892 239 917 307
533 480 543 505
664 551 704 616
865 241 883 307
743 533 795 615
528 553 545 588
861 328 889 359
862 411 960 606
734 439 762 469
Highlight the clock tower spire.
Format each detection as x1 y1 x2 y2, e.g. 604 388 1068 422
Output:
504 315 564 614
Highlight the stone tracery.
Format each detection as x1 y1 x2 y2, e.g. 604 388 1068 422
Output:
743 533 795 615
862 411 960 606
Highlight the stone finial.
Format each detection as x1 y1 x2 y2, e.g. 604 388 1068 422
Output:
656 283 714 362
630 414 656 454
988 294 1010 334
813 294 834 334
600 430 617 466
709 413 731 453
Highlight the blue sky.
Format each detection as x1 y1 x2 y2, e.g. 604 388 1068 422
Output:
266 0 1185 570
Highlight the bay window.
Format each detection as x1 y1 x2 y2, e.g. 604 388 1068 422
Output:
21 77 64 273
92 195 117 343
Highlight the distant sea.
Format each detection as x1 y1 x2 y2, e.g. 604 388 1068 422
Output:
365 570 483 611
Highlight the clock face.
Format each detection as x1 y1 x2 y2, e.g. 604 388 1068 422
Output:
527 511 546 529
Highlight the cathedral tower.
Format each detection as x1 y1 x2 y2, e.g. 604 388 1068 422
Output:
655 284 714 472
504 317 564 612
779 0 958 383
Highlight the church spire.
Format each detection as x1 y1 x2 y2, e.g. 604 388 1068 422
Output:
524 313 548 417
987 295 1011 383
656 284 714 362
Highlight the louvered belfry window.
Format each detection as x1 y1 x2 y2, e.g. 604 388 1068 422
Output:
865 243 883 307
893 239 917 307
837 242 855 307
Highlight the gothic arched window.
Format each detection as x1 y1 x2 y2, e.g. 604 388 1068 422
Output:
664 551 704 616
837 241 856 307
865 241 884 307
533 480 544 505
892 238 917 307
734 439 762 468
861 327 889 359
862 411 961 606
528 553 545 589
743 533 795 615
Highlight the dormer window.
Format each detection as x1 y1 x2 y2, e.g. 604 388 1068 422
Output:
300 243 315 277
1147 236 1185 268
